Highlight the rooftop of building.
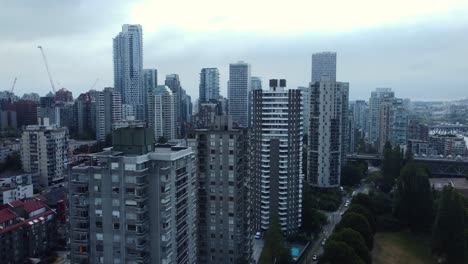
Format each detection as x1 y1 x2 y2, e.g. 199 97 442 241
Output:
0 170 34 179
23 199 46 213
430 178 468 198
0 208 18 224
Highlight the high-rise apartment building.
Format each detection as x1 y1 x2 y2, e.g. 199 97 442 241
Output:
188 116 251 264
251 79 302 235
311 52 337 82
69 127 197 264
21 121 69 187
165 74 183 136
378 97 408 151
228 62 251 127
199 68 220 103
368 88 394 147
308 81 348 187
95 88 122 142
113 24 144 120
251 77 262 91
73 93 94 137
299 86 310 136
147 85 176 142
143 69 158 91
352 100 369 139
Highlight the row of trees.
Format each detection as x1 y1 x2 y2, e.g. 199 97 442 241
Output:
319 193 376 264
380 142 467 263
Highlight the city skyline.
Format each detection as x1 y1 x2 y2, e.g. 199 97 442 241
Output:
1 1 468 101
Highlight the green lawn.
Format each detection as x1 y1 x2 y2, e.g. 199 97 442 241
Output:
372 231 437 264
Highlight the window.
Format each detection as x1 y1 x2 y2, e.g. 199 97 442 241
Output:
95 209 102 217
112 175 120 183
112 210 120 218
113 223 120 229
94 174 102 180
94 198 102 206
112 199 120 206
96 233 103 240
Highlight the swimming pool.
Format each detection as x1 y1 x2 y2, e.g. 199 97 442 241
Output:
291 246 300 257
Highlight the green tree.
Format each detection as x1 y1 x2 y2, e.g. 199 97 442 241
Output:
328 228 371 264
394 161 433 233
301 186 327 236
341 162 363 187
319 240 365 264
347 204 376 232
259 219 293 264
352 193 374 213
432 187 466 264
0 152 23 172
336 212 373 249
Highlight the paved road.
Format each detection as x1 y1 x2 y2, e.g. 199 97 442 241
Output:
301 184 370 263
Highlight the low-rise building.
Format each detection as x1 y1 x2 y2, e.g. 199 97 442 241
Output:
0 197 58 263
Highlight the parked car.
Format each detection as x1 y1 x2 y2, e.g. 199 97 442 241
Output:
312 255 318 261
254 231 261 239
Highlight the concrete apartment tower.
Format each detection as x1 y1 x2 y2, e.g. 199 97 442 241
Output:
199 68 220 103
308 80 349 187
68 126 197 264
147 85 176 142
368 88 395 148
228 62 251 127
113 24 145 120
251 79 303 235
95 87 122 142
188 116 251 264
21 120 69 187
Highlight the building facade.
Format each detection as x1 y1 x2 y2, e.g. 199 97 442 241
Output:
95 88 123 142
21 122 69 187
251 79 302 235
368 88 394 148
69 127 197 264
308 81 348 187
113 24 144 120
228 62 251 128
199 68 220 103
147 85 176 142
311 52 337 82
188 116 251 264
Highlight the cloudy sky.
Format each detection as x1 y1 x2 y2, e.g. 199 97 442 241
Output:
1 0 468 101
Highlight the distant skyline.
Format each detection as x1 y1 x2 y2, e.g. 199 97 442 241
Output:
1 0 468 101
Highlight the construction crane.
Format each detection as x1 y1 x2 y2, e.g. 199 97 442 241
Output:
37 45 56 93
90 78 99 90
10 77 17 93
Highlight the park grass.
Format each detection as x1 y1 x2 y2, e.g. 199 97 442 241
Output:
372 231 437 264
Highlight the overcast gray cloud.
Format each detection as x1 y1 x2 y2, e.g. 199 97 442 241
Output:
1 0 467 101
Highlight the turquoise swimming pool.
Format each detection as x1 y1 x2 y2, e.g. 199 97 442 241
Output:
291 246 300 257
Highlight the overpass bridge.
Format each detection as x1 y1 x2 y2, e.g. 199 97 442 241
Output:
347 154 468 177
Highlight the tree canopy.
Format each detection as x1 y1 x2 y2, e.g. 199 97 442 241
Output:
336 212 373 249
259 219 292 264
319 240 365 264
432 187 466 264
394 161 433 233
328 228 371 264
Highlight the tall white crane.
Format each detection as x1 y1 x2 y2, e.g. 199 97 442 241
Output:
37 45 56 93
90 78 99 90
10 77 17 93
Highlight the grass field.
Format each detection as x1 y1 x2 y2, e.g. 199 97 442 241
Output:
372 231 437 264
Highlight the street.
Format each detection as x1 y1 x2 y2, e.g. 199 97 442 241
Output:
300 183 370 263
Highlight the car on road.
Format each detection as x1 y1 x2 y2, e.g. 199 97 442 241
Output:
312 255 318 261
340 212 344 216
254 232 261 239
351 191 357 197
321 239 327 246
344 202 349 207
